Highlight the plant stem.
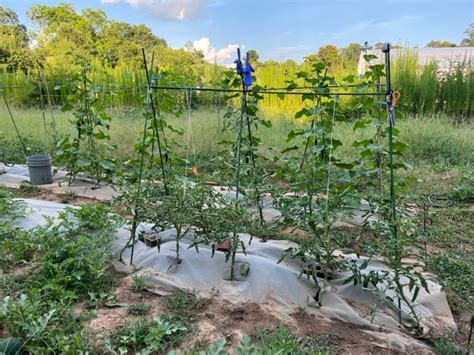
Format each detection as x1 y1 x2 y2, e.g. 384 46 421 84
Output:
230 228 238 281
176 232 180 265
142 48 168 195
129 107 149 265
235 86 246 199
376 77 383 196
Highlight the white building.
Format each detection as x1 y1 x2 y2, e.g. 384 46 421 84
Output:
357 47 474 75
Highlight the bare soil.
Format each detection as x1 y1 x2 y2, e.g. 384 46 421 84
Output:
80 270 437 354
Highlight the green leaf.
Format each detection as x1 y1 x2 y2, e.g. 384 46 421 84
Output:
309 106 325 116
302 93 314 101
367 143 383 152
363 54 377 62
385 126 400 136
343 74 356 83
312 62 326 71
0 337 23 355
93 131 109 140
167 124 183 135
100 160 115 171
217 140 234 145
77 158 92 167
260 119 272 128
286 129 305 141
352 139 372 148
295 108 310 118
281 145 299 154
401 160 413 170
353 118 373 131
312 145 325 154
411 285 420 303
61 102 73 112
295 71 308 79
393 141 410 154
330 139 343 150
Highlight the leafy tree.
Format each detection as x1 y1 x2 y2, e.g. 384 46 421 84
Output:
27 4 167 71
283 59 297 67
460 23 473 46
97 21 167 67
0 6 33 72
316 44 341 67
341 43 362 67
248 49 260 65
373 42 383 50
303 53 319 64
426 40 456 48
262 59 279 66
370 42 401 50
27 4 98 69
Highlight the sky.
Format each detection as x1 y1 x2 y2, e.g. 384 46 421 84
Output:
2 0 473 64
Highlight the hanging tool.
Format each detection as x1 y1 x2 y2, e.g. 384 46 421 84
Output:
385 89 400 126
382 43 401 126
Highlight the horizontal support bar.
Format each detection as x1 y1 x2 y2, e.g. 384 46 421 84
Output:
149 85 385 96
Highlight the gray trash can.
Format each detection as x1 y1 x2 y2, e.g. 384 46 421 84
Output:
27 155 53 185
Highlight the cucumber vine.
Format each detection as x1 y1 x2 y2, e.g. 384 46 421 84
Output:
55 66 116 186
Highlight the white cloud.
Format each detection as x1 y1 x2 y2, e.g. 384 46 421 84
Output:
101 0 209 20
188 37 240 65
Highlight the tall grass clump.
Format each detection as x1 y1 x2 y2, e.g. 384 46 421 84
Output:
392 49 473 121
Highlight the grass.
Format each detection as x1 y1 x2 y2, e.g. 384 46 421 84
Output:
251 325 333 354
164 291 207 330
425 207 474 313
1 107 473 169
131 274 150 292
432 336 463 355
127 302 151 316
187 325 333 354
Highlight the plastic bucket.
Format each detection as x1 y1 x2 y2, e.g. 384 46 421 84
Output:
27 155 53 185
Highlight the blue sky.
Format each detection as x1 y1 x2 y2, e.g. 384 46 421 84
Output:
2 0 473 63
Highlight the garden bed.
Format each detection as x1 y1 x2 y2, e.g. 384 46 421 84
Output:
9 198 457 353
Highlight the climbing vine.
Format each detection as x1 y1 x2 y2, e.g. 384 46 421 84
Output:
55 66 116 185
219 68 272 230
275 62 360 294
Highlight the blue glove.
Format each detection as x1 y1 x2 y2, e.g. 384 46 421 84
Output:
235 49 255 88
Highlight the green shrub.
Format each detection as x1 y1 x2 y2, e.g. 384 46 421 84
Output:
428 253 474 312
105 316 187 354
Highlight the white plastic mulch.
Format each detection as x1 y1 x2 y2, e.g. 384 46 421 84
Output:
10 198 457 353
